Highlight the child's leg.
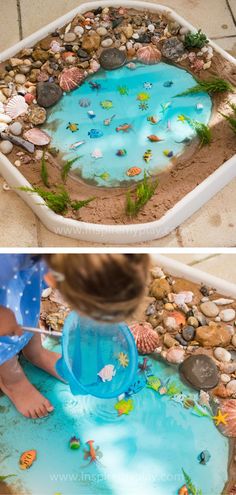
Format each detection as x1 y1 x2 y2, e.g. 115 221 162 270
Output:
0 356 54 419
22 333 62 381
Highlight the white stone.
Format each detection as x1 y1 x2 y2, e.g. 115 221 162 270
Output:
151 266 165 278
213 298 234 305
9 122 22 136
200 301 219 317
15 74 26 84
214 347 232 363
101 38 113 48
132 33 139 40
0 123 8 133
203 61 212 70
42 287 52 298
0 140 13 155
96 27 107 36
14 160 21 167
164 316 178 332
179 27 189 35
64 32 76 43
126 41 133 50
220 374 231 384
74 25 84 36
148 24 155 33
219 308 236 322
226 380 236 394
201 46 209 53
0 114 12 124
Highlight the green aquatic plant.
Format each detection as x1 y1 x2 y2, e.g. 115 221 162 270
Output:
175 77 234 97
41 150 49 187
18 186 94 215
125 172 158 217
0 475 16 482
117 85 129 96
184 116 212 146
182 469 203 495
61 155 83 182
220 102 236 134
184 29 209 49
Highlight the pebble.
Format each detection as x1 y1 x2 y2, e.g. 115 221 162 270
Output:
166 347 185 364
42 287 52 298
175 334 188 346
164 333 177 348
214 347 232 362
232 334 236 347
164 303 174 311
180 354 219 390
196 324 231 347
226 380 236 394
36 81 63 108
101 38 113 48
201 297 209 303
74 25 84 36
150 278 170 300
9 122 22 136
219 308 236 322
213 298 234 305
64 32 76 43
0 140 13 154
162 37 185 60
132 33 140 40
221 374 231 384
200 301 219 317
155 325 166 335
96 27 108 36
147 24 155 33
15 73 26 84
14 159 21 167
220 361 236 373
182 325 195 342
187 316 199 328
122 24 133 39
164 316 178 332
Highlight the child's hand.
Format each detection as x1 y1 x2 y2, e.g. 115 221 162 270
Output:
0 306 23 337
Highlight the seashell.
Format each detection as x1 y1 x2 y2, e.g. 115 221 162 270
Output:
0 102 5 114
0 114 12 124
169 311 186 326
212 298 234 305
79 97 91 108
89 59 101 74
216 399 236 437
166 347 185 364
129 321 159 354
59 67 85 92
24 128 51 146
137 44 162 65
5 95 28 119
24 93 35 104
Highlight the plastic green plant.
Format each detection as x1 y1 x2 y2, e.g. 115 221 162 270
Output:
175 77 234 97
182 469 203 495
166 381 182 397
184 29 209 49
0 475 16 482
117 85 129 96
19 186 94 215
125 172 158 217
184 116 212 146
61 156 83 182
220 102 236 133
41 150 49 187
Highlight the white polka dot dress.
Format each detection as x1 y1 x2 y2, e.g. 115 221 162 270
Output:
0 255 47 366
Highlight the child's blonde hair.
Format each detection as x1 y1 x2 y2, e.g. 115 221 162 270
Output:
45 254 150 322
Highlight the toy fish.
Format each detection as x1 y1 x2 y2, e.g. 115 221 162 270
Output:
147 115 159 125
84 440 103 466
70 140 85 149
91 148 103 159
97 364 116 382
100 100 113 109
19 450 37 470
178 485 189 495
143 149 152 163
146 375 161 392
178 114 186 122
87 110 96 119
163 150 174 158
116 148 127 156
160 102 171 114
143 82 153 90
163 81 173 87
69 436 81 450
196 103 204 110
147 135 162 142
198 450 211 465
89 81 101 90
88 129 103 138
104 114 116 126
116 123 132 132
183 397 195 409
66 122 79 132
114 398 134 416
126 166 142 177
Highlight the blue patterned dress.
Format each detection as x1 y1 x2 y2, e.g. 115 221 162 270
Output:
0 254 47 366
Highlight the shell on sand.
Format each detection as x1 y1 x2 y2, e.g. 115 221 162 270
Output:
24 128 51 146
59 67 85 92
129 321 159 354
5 95 28 119
137 45 162 65
166 347 185 364
217 399 236 437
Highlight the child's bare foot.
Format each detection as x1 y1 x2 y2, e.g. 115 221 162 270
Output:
22 334 62 381
0 357 54 419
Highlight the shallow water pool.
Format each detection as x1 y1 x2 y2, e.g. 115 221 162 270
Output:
0 342 228 495
44 62 212 187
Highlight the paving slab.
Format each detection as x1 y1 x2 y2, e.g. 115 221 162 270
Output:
228 0 236 21
213 36 236 57
165 253 213 265
192 254 236 284
0 0 20 52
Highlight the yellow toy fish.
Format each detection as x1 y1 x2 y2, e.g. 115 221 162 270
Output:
19 450 37 470
143 149 152 163
114 398 134 416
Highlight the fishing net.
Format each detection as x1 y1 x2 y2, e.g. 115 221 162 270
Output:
56 311 138 399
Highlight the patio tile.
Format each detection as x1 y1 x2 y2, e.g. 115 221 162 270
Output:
213 36 236 57
228 0 236 20
193 254 236 284
165 254 214 265
179 178 236 247
0 178 38 247
0 0 19 52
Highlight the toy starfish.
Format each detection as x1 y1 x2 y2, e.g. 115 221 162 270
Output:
178 114 186 122
212 409 228 426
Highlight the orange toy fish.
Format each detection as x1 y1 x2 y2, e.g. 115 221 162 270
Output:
147 135 163 142
126 167 142 177
83 440 103 466
116 123 132 132
178 485 189 495
19 450 37 470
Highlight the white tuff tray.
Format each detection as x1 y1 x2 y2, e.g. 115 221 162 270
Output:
1 1 236 245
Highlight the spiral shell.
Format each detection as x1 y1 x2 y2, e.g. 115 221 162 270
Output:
5 95 28 119
137 45 162 65
59 67 85 92
129 321 159 354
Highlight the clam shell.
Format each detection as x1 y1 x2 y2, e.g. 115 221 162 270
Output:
216 399 236 437
24 128 51 146
137 45 162 65
129 321 159 354
59 67 85 92
5 95 28 119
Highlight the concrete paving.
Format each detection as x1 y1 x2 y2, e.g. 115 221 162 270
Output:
0 0 236 247
166 253 236 284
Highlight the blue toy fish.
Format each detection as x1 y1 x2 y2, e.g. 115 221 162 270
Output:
198 450 211 465
163 81 173 88
88 129 103 139
87 110 96 119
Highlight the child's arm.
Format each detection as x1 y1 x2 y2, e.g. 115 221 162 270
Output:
0 306 23 337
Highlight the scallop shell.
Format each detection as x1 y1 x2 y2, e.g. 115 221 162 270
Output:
24 128 51 146
5 95 28 119
137 45 162 65
216 399 236 437
129 321 159 354
59 67 85 92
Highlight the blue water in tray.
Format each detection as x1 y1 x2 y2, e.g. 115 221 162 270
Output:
0 341 228 495
44 62 212 187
